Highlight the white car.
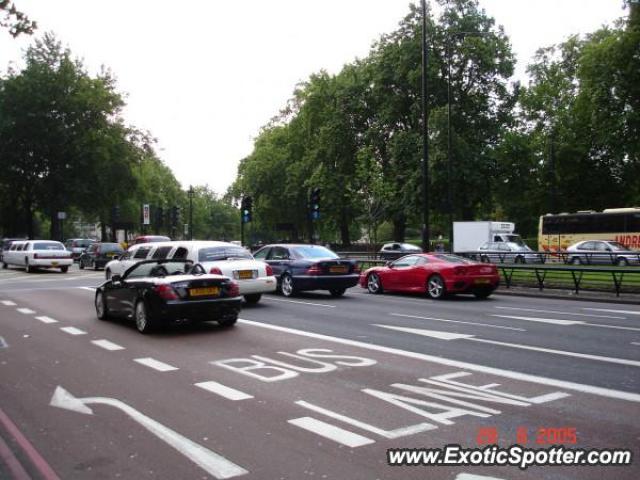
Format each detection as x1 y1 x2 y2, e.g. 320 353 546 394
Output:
2 240 73 273
105 240 276 303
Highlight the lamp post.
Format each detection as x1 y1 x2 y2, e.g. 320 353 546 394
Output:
421 0 430 252
188 186 194 240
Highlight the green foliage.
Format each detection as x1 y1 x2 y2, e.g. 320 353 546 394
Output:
0 1 36 37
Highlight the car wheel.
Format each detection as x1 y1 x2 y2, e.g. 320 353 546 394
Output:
570 256 581 265
329 288 346 297
617 258 629 267
474 290 492 300
514 256 525 264
218 314 238 328
60 266 68 273
95 291 110 320
79 260 84 270
25 260 32 273
244 293 262 304
367 273 383 294
2 262 7 269
280 273 295 297
426 274 446 299
135 300 154 334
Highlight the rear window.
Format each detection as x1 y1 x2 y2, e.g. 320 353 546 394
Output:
292 246 338 259
100 244 123 253
34 242 64 250
199 247 252 262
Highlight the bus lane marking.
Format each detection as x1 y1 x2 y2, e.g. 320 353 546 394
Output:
35 316 58 324
195 382 253 401
288 417 374 448
495 306 625 319
583 308 640 316
134 357 179 372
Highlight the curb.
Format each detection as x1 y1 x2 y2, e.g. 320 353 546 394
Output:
494 287 640 305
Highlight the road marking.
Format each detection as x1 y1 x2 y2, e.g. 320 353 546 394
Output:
91 339 124 351
195 381 253 400
35 316 58 324
288 416 375 447
495 306 626 319
134 357 179 372
238 319 640 403
77 287 97 291
263 297 336 308
60 327 87 336
584 323 640 332
490 314 582 326
63 276 82 281
1 300 16 306
456 474 505 480
375 324 474 340
583 308 640 315
16 308 35 315
391 313 525 332
632 342 640 346
50 386 248 479
0 337 7 349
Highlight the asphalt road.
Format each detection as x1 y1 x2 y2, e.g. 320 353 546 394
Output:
0 264 638 479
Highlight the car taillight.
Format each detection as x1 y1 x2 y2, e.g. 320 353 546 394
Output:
265 264 273 276
454 266 467 275
154 284 179 300
227 281 240 297
209 267 222 275
34 253 39 259
306 264 322 275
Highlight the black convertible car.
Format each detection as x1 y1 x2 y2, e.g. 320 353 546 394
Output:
94 259 242 333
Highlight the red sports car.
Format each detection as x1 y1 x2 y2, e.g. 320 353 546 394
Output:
360 253 500 299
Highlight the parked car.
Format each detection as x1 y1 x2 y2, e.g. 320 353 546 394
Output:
2 240 73 273
477 241 543 264
78 242 125 270
130 235 171 246
105 241 275 304
94 259 242 333
379 242 422 260
253 244 360 297
566 240 640 266
64 238 95 261
360 253 500 299
0 238 26 263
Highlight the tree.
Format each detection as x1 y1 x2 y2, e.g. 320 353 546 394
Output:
0 1 36 37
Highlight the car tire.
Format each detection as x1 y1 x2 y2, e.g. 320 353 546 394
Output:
474 290 492 300
135 300 154 334
280 273 296 297
244 293 262 304
93 260 99 271
2 262 7 269
79 260 84 270
570 257 581 265
60 266 68 273
218 314 238 328
617 258 629 267
367 273 384 294
25 260 32 273
95 291 110 320
329 288 346 297
426 274 446 300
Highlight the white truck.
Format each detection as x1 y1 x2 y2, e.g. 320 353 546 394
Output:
453 221 523 253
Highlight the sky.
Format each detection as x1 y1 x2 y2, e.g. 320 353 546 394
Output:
0 1 628 196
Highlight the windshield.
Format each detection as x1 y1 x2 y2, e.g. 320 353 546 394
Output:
505 235 525 246
608 241 630 251
293 246 339 259
126 260 191 278
100 244 124 253
198 246 253 262
432 254 474 264
34 242 64 250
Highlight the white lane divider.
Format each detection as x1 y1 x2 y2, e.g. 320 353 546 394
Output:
263 297 335 308
495 306 625 319
374 324 640 368
91 339 125 351
391 313 525 332
195 381 253 401
60 327 87 336
456 474 505 480
583 308 640 315
35 316 58 324
632 342 640 346
1 300 16 306
490 314 581 326
288 416 375 448
16 308 36 315
134 357 178 372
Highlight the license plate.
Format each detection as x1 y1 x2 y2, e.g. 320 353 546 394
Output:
51 261 58 266
189 287 220 297
329 266 347 273
237 270 254 280
474 278 490 284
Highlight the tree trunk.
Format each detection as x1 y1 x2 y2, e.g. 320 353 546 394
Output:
392 214 406 242
339 207 351 247
25 197 34 239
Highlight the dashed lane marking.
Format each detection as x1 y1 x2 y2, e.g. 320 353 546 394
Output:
16 308 35 315
194 381 253 401
134 357 179 372
35 316 58 324
391 313 525 332
495 306 625 319
490 314 581 326
263 297 336 308
583 308 640 315
60 327 87 336
1 300 16 306
77 287 97 291
91 339 125 351
288 416 375 448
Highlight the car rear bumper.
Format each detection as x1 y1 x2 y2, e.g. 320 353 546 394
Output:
291 274 360 291
237 276 277 295
31 259 73 268
149 297 242 322
445 275 500 293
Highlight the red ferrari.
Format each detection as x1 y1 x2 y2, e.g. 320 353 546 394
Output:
359 253 500 299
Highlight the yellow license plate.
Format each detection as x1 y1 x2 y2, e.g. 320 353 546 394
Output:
189 287 220 297
329 266 347 273
474 278 490 284
237 270 254 280
51 261 58 266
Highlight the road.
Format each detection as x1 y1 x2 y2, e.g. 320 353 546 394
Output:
0 265 638 479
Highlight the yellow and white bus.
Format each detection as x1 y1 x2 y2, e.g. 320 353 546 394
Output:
539 208 640 252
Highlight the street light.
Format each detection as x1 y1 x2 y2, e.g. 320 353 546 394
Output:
188 186 194 240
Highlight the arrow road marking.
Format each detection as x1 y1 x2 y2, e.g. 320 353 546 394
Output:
491 314 640 332
50 386 248 479
374 325 640 367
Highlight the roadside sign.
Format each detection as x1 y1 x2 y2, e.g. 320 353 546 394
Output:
142 204 150 225
57 211 66 220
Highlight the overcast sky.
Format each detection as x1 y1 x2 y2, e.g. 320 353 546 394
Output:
0 1 627 196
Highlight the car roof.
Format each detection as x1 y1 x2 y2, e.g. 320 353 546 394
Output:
260 244 331 249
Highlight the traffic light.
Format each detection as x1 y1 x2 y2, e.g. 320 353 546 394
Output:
310 188 321 220
241 196 252 223
171 206 180 227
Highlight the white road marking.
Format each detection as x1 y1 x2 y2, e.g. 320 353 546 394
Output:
375 324 474 340
490 314 582 326
16 308 35 315
195 381 253 401
456 474 505 480
238 319 640 403
91 339 124 351
134 357 179 372
60 327 87 336
1 300 16 306
632 342 640 346
583 308 640 315
77 287 97 291
584 323 640 332
35 316 58 324
391 313 525 331
288 416 375 447
50 386 248 479
63 276 82 281
495 306 625 319
263 297 335 308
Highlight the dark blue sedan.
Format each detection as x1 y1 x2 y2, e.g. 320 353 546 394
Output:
253 244 359 297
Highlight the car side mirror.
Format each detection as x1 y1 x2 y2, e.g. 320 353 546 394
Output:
111 274 122 283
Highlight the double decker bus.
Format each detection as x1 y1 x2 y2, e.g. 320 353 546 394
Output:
539 208 640 252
